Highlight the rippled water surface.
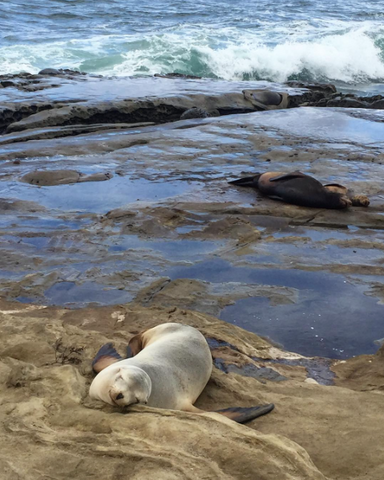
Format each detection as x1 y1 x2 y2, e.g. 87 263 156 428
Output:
1 0 384 89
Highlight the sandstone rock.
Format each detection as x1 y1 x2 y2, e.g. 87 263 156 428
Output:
0 301 383 478
0 341 55 366
1 81 15 88
0 76 338 133
20 170 81 186
154 72 202 79
38 68 84 76
180 107 209 120
370 99 384 109
0 302 326 480
4 94 256 133
285 81 337 95
326 97 370 108
38 68 61 76
20 169 113 186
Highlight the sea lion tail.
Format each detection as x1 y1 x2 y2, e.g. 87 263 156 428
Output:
228 175 260 187
215 403 274 424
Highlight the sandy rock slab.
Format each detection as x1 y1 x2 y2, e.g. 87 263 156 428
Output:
20 169 113 186
0 299 384 479
0 300 322 480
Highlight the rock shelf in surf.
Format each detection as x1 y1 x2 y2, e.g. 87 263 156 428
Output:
2 71 384 135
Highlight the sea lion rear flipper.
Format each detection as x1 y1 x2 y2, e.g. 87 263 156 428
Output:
269 172 306 182
92 343 122 373
228 175 260 187
127 330 147 357
215 403 274 424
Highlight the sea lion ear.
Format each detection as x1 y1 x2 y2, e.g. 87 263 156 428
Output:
127 331 146 357
269 171 306 182
92 343 122 373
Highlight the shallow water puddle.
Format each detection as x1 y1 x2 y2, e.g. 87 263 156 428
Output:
0 233 224 307
253 108 384 144
0 176 200 213
18 281 133 307
166 258 384 359
107 235 223 261
0 216 91 231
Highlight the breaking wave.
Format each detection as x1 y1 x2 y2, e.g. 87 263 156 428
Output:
1 23 384 85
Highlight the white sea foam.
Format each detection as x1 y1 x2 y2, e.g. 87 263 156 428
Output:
196 28 384 83
1 23 384 85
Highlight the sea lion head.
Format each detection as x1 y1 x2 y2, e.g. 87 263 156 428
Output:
325 192 352 209
90 365 152 407
108 365 152 407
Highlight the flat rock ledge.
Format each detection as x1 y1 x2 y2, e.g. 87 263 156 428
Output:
1 72 384 136
0 299 384 480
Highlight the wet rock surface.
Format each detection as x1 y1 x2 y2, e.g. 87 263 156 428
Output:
1 79 384 358
20 170 113 186
1 73 384 479
3 71 384 135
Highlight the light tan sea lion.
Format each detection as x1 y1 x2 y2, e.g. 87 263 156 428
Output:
89 323 274 424
229 171 370 209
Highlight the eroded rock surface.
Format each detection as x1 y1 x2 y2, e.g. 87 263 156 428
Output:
1 299 384 479
0 72 365 135
20 170 113 186
1 74 384 479
0 97 383 358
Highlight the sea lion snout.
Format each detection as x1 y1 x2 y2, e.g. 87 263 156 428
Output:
111 391 144 406
109 387 142 406
109 388 126 405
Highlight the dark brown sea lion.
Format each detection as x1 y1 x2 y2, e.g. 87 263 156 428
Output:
229 171 369 209
243 90 289 110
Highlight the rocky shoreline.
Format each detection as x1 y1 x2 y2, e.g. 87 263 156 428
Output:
1 72 384 479
2 70 384 135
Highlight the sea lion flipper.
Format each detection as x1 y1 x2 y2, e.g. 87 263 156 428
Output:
92 343 122 373
127 330 147 357
228 174 261 187
268 172 306 182
215 403 274 424
126 345 134 358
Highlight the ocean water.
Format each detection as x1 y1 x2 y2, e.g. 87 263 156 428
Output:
1 1 384 89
